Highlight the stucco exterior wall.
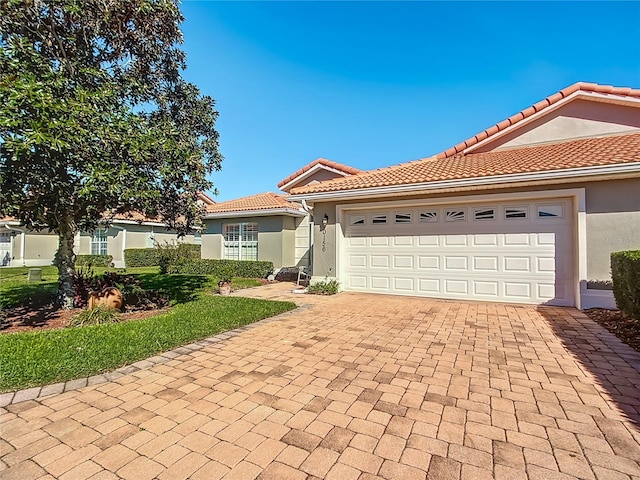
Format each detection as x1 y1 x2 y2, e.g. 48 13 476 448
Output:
202 220 223 260
309 203 337 279
23 231 58 266
584 178 640 282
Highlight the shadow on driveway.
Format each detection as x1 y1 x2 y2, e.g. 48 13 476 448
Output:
537 305 640 427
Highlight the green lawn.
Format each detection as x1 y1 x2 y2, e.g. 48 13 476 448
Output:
0 267 294 392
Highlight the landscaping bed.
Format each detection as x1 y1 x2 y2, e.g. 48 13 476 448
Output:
583 308 640 353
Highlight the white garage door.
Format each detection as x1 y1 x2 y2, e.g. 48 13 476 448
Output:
341 199 574 306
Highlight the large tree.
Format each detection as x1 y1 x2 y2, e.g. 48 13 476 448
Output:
0 0 223 308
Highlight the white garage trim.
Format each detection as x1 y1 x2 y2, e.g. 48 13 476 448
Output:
335 188 587 308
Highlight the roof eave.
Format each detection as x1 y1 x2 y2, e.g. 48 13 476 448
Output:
288 162 640 202
110 219 168 227
203 207 307 219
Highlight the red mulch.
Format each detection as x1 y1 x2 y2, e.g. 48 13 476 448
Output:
1 305 169 334
583 308 640 353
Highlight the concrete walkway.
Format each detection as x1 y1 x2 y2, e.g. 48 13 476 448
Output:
2 282 640 479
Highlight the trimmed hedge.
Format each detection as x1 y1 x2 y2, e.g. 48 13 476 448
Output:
157 243 201 274
176 244 201 258
168 259 274 279
76 254 113 267
611 250 640 320
124 248 158 267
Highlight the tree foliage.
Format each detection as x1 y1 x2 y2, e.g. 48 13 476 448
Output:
0 0 223 307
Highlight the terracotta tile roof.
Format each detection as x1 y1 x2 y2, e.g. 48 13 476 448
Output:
277 158 363 189
290 132 640 195
437 82 640 159
206 192 301 214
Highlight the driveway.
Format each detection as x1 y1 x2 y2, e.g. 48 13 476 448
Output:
1 283 640 479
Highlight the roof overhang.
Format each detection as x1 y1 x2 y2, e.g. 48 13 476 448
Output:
0 220 22 227
288 162 640 203
463 91 640 156
203 207 307 220
109 219 167 227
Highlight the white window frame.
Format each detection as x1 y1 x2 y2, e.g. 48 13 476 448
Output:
91 228 108 255
223 222 258 261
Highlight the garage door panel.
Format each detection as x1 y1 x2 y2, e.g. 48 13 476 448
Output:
473 234 499 246
371 237 389 246
445 256 468 270
445 279 468 294
349 255 367 267
371 276 390 290
474 257 499 271
537 257 555 273
503 256 531 272
504 282 531 298
349 237 367 247
418 278 440 293
394 277 414 291
342 198 574 306
419 256 440 269
538 283 556 298
474 281 499 296
394 256 414 268
419 235 440 246
370 255 389 268
393 236 413 246
503 233 531 246
349 275 368 289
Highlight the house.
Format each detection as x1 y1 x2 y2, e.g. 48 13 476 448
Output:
201 159 362 270
286 82 640 309
0 192 216 268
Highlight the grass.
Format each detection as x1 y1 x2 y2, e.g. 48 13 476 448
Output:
0 265 262 308
0 266 294 392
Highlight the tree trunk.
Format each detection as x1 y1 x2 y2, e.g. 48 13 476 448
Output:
55 221 77 309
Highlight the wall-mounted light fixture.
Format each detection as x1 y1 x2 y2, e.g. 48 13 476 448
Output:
322 214 329 226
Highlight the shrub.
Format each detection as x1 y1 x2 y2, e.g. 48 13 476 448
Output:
72 268 169 310
168 259 273 279
611 250 640 320
73 265 97 308
307 279 340 295
76 254 113 267
70 305 120 327
177 243 201 258
124 248 158 267
156 242 201 274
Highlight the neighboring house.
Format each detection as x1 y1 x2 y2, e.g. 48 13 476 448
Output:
287 82 640 309
201 159 362 270
0 192 216 268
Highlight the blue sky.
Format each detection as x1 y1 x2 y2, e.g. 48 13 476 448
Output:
179 1 640 202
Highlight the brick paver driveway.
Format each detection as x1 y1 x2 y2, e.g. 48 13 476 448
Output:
2 283 640 479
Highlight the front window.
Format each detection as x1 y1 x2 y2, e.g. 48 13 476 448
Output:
223 223 258 261
91 229 108 255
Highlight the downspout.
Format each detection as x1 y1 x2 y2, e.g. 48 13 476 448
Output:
111 224 127 268
5 225 26 267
